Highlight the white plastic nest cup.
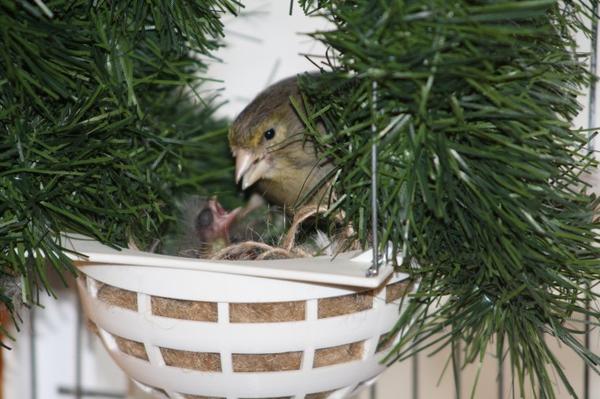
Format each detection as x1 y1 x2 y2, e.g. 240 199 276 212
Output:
65 235 412 399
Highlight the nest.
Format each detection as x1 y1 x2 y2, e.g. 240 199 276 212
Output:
210 241 301 260
210 204 357 261
87 204 411 397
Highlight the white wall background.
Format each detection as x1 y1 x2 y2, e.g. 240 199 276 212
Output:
203 1 328 118
3 2 599 399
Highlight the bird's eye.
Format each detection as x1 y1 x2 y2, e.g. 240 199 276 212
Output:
196 208 213 229
264 128 275 140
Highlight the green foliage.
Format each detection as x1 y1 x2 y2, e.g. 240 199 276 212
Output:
2 1 599 397
0 0 240 327
299 0 600 397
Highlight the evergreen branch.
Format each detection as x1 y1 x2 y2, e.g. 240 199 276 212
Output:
0 0 241 335
299 1 600 397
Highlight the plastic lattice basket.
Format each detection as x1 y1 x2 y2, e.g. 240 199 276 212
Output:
64 234 413 399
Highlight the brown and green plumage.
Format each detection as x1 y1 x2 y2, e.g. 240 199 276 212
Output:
229 76 333 213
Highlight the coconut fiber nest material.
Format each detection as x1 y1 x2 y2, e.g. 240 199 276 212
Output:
93 278 412 376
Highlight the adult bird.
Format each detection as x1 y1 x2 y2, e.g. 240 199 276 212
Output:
228 75 334 213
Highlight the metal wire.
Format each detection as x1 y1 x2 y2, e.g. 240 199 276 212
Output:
585 4 598 399
57 387 125 398
452 339 462 399
412 353 420 399
75 297 83 399
585 298 591 399
497 353 504 399
539 330 545 399
29 308 37 399
367 81 380 277
369 382 377 399
587 0 598 145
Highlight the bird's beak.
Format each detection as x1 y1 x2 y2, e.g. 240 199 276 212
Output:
234 149 269 190
235 149 255 184
209 199 241 238
217 206 241 234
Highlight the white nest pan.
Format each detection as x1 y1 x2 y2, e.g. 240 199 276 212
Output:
63 234 412 399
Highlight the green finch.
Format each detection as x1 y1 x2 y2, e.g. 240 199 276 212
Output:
228 75 333 213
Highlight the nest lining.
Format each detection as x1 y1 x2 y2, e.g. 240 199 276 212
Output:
109 333 371 372
152 296 218 322
313 341 364 368
114 335 148 360
97 284 137 311
90 272 411 377
232 351 303 372
317 292 373 319
376 330 399 353
230 301 306 323
95 279 411 323
161 347 222 372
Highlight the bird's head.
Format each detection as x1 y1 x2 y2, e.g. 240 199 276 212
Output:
177 196 241 258
229 76 308 191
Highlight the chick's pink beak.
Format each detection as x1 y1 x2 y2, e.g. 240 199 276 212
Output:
208 199 241 238
217 206 241 234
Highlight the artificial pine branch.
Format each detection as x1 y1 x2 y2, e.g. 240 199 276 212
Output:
0 0 240 331
299 0 600 397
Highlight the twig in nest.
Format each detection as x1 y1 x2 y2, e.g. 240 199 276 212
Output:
208 202 362 261
282 204 330 251
210 241 298 260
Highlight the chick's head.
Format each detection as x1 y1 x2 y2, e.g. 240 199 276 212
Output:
194 198 240 245
229 76 332 210
177 196 240 258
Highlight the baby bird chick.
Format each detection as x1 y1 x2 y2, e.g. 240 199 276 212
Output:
179 197 241 258
229 75 333 213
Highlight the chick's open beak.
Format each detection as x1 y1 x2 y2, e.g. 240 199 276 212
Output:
208 199 241 238
216 206 241 235
234 149 269 190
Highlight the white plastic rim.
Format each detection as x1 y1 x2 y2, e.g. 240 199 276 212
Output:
70 236 412 399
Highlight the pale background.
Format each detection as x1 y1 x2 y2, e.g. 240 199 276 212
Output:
3 1 599 398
